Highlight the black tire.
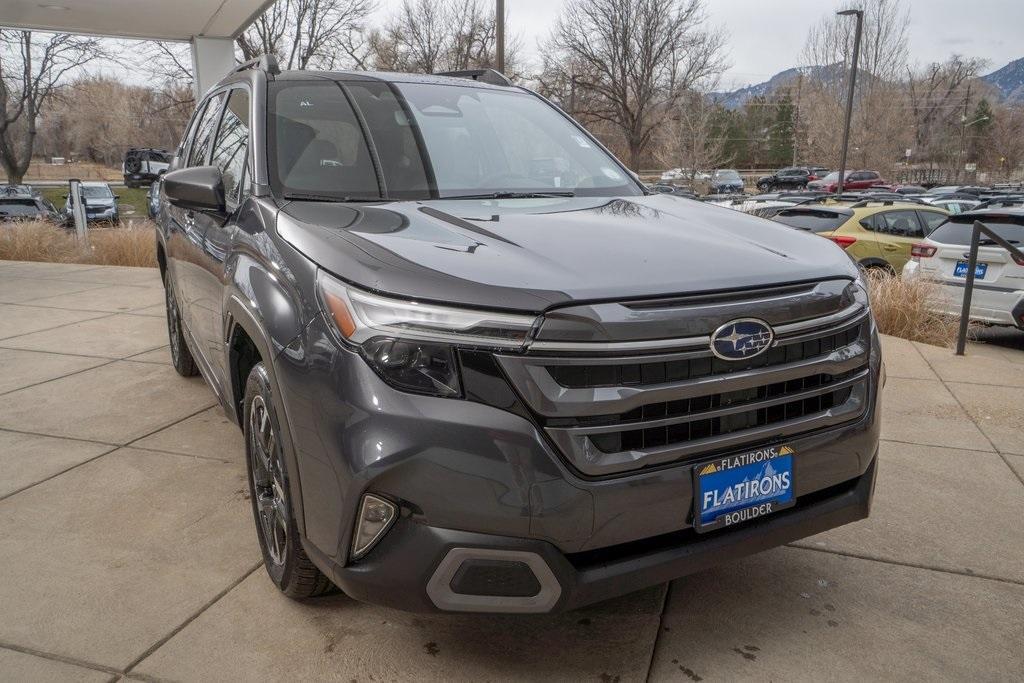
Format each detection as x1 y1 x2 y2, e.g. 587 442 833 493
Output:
757 181 773 193
243 363 335 599
164 273 199 377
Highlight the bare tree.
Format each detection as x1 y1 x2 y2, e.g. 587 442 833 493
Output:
369 0 518 75
907 56 987 166
237 0 376 70
796 0 914 175
541 0 727 170
0 30 110 183
654 90 728 181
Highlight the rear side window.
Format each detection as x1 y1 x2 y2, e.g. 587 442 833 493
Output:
269 81 379 198
929 215 1024 246
210 89 250 205
188 93 225 167
918 210 947 234
774 210 850 233
877 210 923 238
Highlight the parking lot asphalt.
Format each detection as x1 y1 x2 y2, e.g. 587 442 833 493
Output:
1 259 1022 682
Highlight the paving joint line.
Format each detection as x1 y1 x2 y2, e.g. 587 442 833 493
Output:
0 446 119 503
643 581 672 683
786 543 1024 587
121 562 263 676
916 344 1024 490
0 402 217 502
0 310 115 342
0 358 119 397
879 437 996 455
0 641 122 678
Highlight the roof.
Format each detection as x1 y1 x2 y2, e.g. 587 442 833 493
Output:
274 70 515 90
0 0 276 41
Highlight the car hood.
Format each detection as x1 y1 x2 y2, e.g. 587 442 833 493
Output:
278 194 858 312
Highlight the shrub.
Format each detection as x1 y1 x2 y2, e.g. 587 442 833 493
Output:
0 220 156 268
865 270 960 347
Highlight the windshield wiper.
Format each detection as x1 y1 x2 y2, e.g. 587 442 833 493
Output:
282 192 398 203
441 191 576 200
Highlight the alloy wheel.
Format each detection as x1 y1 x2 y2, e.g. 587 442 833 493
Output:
249 395 288 567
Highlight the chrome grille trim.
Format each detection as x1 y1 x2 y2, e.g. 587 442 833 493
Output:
524 302 866 353
498 339 868 418
496 297 873 477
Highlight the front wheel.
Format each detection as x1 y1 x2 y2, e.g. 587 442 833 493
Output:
243 363 335 599
164 274 199 377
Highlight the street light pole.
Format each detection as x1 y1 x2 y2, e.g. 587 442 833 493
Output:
496 0 505 74
835 9 863 195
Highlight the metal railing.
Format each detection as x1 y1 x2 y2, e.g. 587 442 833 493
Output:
955 219 1024 355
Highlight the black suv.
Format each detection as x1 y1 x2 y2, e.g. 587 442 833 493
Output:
756 166 830 193
156 58 881 613
123 148 171 188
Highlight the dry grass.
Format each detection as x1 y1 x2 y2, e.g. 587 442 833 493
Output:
0 220 157 268
865 270 960 347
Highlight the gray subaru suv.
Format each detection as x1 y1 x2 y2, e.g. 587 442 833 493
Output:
156 57 881 613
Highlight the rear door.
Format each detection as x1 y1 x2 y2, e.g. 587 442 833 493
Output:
876 209 926 271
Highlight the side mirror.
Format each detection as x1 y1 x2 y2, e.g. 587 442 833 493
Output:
113 194 120 199
163 165 225 214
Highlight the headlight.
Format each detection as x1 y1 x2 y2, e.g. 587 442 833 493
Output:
317 271 538 398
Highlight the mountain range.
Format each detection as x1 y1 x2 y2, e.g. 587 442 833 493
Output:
981 57 1024 102
715 57 1024 110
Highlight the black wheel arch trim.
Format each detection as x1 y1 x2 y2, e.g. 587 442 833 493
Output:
225 293 310 539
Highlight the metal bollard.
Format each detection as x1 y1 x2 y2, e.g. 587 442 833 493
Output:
68 178 88 245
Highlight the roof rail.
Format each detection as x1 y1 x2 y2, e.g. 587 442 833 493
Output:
233 54 281 77
435 69 512 87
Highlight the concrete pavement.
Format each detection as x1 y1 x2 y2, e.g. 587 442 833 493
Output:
1 260 1022 682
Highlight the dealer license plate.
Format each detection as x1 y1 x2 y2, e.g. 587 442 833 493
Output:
954 261 988 279
693 445 795 533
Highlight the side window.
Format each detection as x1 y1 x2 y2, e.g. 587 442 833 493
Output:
210 89 250 206
188 93 225 167
880 210 923 238
179 102 208 162
859 213 878 231
849 172 866 181
918 210 947 234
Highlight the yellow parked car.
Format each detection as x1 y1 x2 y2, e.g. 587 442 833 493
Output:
772 199 950 274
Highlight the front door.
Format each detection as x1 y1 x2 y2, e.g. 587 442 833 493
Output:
192 87 251 392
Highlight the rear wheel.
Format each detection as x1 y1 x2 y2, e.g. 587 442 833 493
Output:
243 363 335 599
164 273 199 377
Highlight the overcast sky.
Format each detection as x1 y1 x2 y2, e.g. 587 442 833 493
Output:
428 0 1024 89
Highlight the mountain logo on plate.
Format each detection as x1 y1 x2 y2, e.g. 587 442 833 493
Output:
710 318 774 361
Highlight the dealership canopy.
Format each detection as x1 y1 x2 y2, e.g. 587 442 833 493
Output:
0 0 277 96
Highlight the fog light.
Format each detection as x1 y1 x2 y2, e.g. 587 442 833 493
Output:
351 494 396 560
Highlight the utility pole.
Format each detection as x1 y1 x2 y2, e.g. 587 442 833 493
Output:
792 73 803 166
836 9 863 195
955 83 971 183
496 0 505 74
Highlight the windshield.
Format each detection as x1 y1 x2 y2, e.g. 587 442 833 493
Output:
0 200 42 217
714 170 740 181
268 80 640 200
81 186 113 199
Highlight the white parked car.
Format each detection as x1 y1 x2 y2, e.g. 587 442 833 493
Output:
922 198 980 214
903 209 1024 329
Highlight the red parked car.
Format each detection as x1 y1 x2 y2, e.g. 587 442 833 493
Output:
807 170 885 193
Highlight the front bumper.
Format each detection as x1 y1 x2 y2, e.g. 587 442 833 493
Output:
274 315 882 613
307 455 876 613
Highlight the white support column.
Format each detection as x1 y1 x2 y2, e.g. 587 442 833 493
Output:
190 36 236 99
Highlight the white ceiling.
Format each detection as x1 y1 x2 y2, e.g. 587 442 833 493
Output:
0 0 276 41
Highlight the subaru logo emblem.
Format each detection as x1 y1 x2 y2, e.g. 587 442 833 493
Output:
710 319 774 361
